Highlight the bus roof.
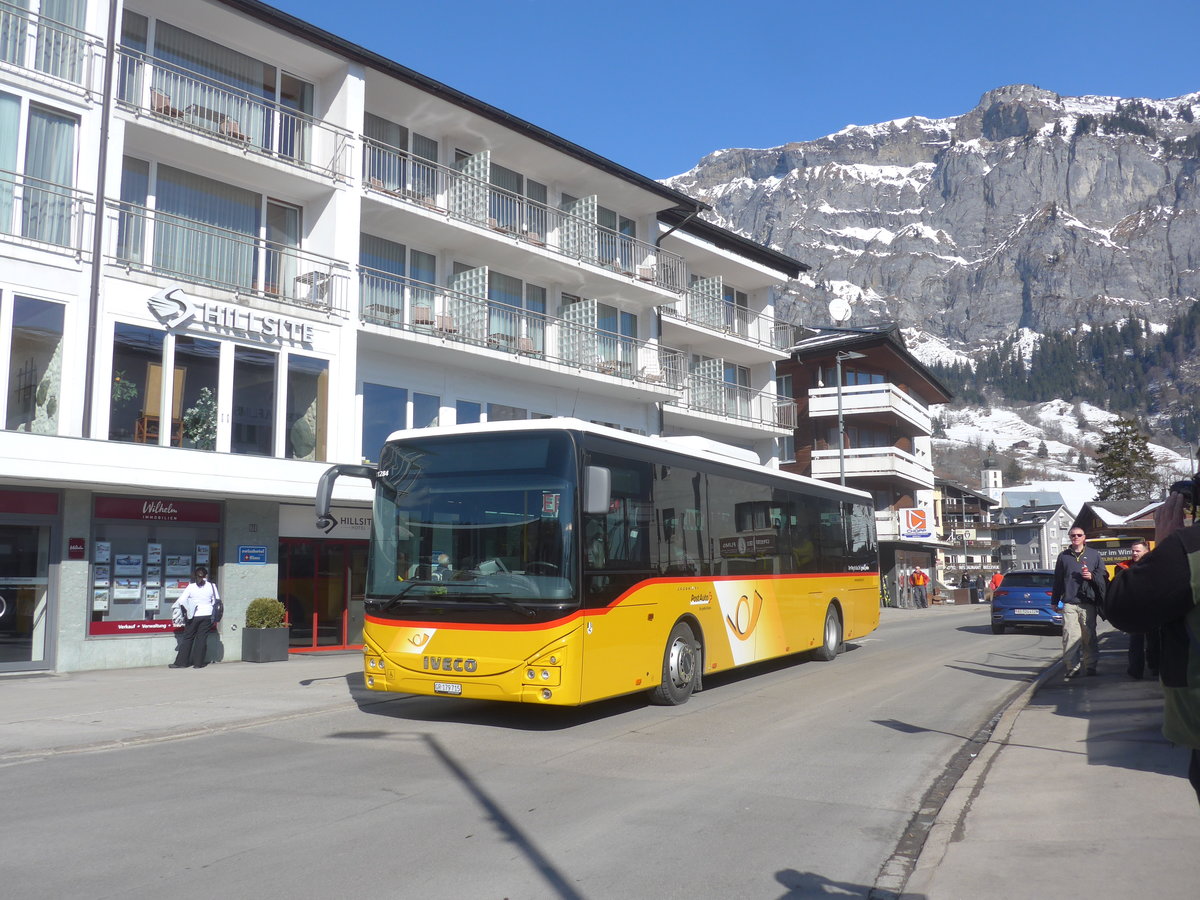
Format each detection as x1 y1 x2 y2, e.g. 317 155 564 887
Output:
385 417 874 503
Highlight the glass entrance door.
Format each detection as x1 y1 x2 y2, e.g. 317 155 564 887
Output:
279 538 366 650
0 523 51 667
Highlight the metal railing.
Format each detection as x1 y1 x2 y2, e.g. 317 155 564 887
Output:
115 47 352 180
0 0 101 90
361 140 687 293
661 295 794 349
810 445 934 488
0 168 94 255
668 375 797 430
358 266 685 383
808 382 933 432
108 201 351 315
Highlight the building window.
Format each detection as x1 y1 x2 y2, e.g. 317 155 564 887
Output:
285 355 328 461
412 392 440 429
488 403 526 421
231 346 276 456
109 323 167 444
0 93 78 247
5 295 65 434
361 383 407 464
456 400 481 425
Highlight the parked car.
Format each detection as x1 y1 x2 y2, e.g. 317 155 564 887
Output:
990 569 1063 634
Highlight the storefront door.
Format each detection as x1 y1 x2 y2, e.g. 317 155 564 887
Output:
0 523 52 668
279 538 366 650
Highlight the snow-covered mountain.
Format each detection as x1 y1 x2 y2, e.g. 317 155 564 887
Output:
666 84 1200 346
664 84 1200 502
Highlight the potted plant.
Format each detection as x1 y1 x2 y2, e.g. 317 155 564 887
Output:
241 596 289 663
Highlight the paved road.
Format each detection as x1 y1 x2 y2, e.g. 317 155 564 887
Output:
2 605 1060 899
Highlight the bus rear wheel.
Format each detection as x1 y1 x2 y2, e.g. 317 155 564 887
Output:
813 605 842 661
649 621 698 706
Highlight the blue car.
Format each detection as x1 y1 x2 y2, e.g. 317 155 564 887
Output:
990 569 1063 635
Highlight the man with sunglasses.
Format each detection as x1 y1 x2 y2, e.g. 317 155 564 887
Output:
1051 527 1107 679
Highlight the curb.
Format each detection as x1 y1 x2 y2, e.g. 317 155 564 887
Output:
897 657 1062 898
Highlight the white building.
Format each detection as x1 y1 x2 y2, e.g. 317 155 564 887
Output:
0 0 806 673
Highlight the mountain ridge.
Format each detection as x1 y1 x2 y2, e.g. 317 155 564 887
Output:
665 83 1200 447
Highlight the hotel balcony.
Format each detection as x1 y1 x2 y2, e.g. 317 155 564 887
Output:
115 47 353 182
1 169 95 258
0 1 103 93
807 382 933 433
361 140 685 299
106 201 351 316
660 294 792 362
663 375 797 439
810 444 934 490
358 267 684 394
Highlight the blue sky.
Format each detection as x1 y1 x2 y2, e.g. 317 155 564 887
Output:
271 0 1198 180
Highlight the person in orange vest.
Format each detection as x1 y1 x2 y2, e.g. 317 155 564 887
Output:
909 566 930 608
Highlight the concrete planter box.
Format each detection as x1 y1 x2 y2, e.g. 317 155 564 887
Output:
241 627 290 663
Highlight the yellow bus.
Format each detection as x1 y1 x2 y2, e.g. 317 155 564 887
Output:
317 419 880 706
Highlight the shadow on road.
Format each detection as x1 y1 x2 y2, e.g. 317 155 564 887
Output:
775 867 908 898
334 644 864 731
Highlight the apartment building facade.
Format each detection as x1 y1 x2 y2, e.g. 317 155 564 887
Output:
0 0 805 673
777 324 951 604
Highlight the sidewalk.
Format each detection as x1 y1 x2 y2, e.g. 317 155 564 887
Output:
906 627 1200 899
0 651 367 761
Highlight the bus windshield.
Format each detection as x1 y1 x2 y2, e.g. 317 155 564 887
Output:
367 431 578 615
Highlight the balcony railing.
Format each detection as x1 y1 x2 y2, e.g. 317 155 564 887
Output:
810 445 934 488
808 382 933 432
0 0 101 89
115 47 352 179
361 139 686 293
0 168 94 255
667 375 797 430
359 266 684 384
108 201 351 315
661 296 794 350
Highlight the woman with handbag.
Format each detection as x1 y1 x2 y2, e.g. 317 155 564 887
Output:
170 566 221 669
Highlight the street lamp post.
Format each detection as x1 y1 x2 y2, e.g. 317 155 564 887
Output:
835 350 866 486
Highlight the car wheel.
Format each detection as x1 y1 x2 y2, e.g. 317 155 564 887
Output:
649 621 699 706
991 623 1005 634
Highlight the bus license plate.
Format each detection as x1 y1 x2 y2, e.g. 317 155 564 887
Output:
1013 609 1039 615
433 682 462 695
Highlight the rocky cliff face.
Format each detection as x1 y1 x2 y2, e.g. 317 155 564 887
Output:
665 85 1200 348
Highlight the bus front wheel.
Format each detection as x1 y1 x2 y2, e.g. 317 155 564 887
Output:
649 621 698 706
813 605 842 661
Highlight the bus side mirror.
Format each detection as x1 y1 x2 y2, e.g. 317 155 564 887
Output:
583 466 611 515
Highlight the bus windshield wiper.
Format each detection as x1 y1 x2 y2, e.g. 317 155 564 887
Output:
450 591 537 617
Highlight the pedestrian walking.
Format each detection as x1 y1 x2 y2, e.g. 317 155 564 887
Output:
1051 528 1106 679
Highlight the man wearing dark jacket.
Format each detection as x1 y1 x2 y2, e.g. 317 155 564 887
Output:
1105 492 1200 805
1051 527 1107 678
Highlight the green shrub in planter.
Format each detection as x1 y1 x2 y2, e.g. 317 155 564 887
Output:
243 597 289 663
245 596 286 629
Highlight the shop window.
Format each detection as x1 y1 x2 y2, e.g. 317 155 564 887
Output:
109 323 166 444
361 383 406 464
89 497 220 636
5 296 64 434
286 354 328 461
232 346 276 456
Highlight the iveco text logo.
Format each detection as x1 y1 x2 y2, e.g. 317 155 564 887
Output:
423 656 478 673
